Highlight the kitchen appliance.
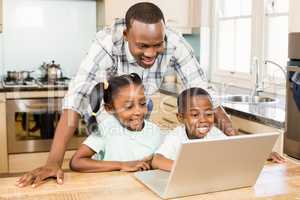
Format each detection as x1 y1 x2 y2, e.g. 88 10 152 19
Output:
284 32 300 160
6 97 87 153
7 70 34 81
40 60 63 80
2 71 70 89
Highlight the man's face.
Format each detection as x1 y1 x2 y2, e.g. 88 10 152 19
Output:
177 96 215 139
124 20 166 68
108 84 147 131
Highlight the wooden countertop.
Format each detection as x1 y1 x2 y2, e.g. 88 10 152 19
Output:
1 160 300 200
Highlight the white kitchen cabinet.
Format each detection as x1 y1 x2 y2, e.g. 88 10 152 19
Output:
0 93 8 173
8 151 76 173
0 0 2 32
289 0 300 32
230 116 284 156
149 92 180 130
96 0 200 34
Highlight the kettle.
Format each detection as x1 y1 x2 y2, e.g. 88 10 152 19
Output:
41 60 62 80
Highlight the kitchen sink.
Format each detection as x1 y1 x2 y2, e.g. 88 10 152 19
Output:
222 95 277 104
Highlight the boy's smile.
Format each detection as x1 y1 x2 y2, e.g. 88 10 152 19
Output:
177 96 214 139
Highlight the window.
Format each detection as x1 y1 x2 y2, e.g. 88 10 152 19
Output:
264 0 289 83
211 0 289 89
216 0 252 73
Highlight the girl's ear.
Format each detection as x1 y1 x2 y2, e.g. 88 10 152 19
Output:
104 104 114 114
176 113 184 123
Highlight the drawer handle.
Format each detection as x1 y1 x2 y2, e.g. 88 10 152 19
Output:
163 102 176 108
162 118 177 124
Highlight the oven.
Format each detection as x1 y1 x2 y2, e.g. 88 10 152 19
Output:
6 98 87 153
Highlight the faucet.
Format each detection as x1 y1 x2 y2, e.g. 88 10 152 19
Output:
251 57 263 97
264 60 287 77
251 59 287 97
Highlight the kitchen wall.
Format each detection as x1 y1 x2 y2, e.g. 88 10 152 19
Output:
184 33 200 61
0 0 96 78
0 0 201 79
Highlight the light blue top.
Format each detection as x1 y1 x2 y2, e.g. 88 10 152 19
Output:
83 115 162 161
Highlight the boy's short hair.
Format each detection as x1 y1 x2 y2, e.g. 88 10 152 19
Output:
177 87 212 113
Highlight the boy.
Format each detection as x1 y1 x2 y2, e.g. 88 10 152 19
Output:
152 88 285 171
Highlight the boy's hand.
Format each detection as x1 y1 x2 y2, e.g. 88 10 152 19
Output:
16 164 64 188
268 152 286 163
120 161 151 172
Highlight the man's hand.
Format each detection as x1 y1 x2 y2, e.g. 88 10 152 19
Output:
224 126 239 136
16 164 64 188
268 152 286 164
214 106 238 136
120 161 151 172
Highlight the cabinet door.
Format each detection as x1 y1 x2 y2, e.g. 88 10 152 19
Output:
0 94 8 173
0 0 2 33
150 0 189 29
97 0 200 34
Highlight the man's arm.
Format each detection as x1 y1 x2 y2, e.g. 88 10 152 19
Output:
214 106 238 136
16 109 79 188
16 29 115 188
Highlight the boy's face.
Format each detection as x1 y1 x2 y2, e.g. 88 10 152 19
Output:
177 96 214 139
105 84 147 131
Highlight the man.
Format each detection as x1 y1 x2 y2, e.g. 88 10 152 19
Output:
16 2 237 188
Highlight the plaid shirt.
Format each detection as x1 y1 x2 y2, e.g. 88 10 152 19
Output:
63 19 209 120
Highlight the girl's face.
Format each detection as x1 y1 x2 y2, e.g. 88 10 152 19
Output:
177 96 214 139
107 84 147 131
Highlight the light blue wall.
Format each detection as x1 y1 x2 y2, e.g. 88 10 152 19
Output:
184 33 200 61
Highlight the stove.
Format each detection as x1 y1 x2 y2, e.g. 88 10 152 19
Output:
2 76 70 89
2 76 38 88
37 77 70 88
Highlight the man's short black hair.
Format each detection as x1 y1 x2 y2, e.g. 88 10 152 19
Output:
177 87 212 114
125 2 165 29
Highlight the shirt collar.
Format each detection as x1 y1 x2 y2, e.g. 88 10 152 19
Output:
125 41 137 64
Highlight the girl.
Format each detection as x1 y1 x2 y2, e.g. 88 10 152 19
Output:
70 73 161 172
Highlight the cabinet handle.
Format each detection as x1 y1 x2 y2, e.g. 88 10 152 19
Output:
167 19 178 23
163 102 176 108
162 117 177 124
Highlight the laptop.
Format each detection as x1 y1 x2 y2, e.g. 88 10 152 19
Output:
134 132 279 199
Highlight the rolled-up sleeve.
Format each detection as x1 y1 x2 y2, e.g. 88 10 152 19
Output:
63 32 114 117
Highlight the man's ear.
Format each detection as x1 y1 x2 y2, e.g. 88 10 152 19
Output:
104 104 114 114
176 113 184 123
123 29 128 41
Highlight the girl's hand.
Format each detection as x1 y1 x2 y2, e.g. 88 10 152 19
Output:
120 161 151 172
268 152 286 164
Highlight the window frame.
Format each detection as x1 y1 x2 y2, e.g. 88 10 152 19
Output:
209 0 288 92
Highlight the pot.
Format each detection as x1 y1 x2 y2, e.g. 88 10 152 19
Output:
7 70 34 81
19 71 33 80
7 71 18 80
